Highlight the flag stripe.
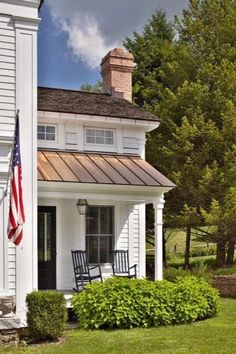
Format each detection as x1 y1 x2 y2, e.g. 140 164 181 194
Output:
7 114 25 246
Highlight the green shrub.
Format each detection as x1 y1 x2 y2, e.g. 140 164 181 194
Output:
190 246 216 258
72 276 220 330
164 265 213 283
26 291 67 341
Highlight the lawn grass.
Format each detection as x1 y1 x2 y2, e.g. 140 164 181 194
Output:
1 298 236 354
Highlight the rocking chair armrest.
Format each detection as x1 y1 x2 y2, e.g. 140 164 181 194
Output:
89 264 101 271
129 264 137 270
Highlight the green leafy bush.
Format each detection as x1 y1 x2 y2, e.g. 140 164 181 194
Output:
26 291 67 341
72 276 220 329
164 265 213 283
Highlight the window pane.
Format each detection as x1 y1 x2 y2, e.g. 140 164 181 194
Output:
86 236 99 263
100 236 109 263
96 137 104 144
37 125 45 133
96 130 104 138
105 137 113 145
86 129 95 137
87 136 96 144
86 206 114 263
46 126 55 133
86 207 99 234
100 207 113 234
105 131 113 138
37 132 45 140
46 133 55 141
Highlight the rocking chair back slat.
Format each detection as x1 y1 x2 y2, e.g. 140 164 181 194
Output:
71 250 102 291
114 250 129 273
112 250 137 278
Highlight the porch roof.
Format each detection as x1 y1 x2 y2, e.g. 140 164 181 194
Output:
37 150 175 188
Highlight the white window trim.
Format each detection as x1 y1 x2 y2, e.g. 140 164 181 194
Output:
37 124 58 144
85 127 115 148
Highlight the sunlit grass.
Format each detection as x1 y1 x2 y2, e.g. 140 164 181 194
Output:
2 298 236 354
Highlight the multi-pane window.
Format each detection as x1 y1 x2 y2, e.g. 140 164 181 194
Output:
86 206 114 263
37 125 56 141
85 128 114 145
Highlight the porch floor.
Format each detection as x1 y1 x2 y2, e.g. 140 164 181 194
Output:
56 290 76 308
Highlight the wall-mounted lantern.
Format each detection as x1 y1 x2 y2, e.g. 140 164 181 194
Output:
76 199 88 215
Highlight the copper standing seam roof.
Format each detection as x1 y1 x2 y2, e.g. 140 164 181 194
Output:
38 151 175 188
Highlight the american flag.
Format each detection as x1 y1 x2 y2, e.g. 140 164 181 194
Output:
7 114 25 245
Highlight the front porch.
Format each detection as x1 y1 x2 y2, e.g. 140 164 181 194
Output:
37 190 165 292
37 150 175 293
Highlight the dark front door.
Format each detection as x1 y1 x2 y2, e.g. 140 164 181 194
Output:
38 206 56 290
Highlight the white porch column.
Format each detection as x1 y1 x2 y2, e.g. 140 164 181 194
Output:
154 195 165 281
14 13 40 323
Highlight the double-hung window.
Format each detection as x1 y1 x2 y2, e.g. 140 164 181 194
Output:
85 128 114 146
37 125 56 141
86 206 114 263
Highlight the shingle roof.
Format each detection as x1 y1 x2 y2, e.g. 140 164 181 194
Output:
38 150 175 188
38 87 160 122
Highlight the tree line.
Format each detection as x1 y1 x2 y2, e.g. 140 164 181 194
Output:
123 0 236 268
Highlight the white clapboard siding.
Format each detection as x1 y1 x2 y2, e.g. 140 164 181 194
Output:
132 206 140 274
0 109 15 117
123 136 140 154
0 75 15 83
0 14 16 295
0 35 15 44
0 95 15 104
0 89 15 97
0 29 14 37
0 55 15 63
0 48 15 57
0 62 15 70
8 244 16 294
117 204 129 250
0 68 15 77
0 41 15 50
0 82 15 90
65 132 77 149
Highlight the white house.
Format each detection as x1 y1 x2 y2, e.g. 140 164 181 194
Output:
0 0 175 325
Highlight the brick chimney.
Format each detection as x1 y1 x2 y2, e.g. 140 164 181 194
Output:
101 48 134 102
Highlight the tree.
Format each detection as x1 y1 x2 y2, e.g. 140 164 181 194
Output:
124 0 236 267
80 81 103 93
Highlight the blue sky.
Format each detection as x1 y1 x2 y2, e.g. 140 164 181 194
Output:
38 0 188 90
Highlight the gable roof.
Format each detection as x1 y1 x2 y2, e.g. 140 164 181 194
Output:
38 87 160 122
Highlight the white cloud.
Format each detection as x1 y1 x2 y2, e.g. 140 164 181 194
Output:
50 10 118 69
47 0 188 69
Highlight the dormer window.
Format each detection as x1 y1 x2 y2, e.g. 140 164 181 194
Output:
37 125 56 141
85 128 114 146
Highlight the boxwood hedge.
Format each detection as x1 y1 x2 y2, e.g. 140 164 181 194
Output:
72 276 220 329
26 291 68 340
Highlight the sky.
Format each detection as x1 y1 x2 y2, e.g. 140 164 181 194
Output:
38 0 188 90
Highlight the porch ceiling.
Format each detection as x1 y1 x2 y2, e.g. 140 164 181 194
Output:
37 150 175 188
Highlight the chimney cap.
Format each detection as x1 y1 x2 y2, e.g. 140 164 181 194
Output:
101 47 134 66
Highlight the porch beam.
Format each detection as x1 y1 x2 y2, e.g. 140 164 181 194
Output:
154 195 165 281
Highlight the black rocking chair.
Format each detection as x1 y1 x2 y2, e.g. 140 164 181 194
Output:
112 250 137 278
71 250 102 291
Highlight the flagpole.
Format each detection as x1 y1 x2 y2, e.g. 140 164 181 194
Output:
4 110 19 198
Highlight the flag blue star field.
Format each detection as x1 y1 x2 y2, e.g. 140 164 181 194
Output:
7 114 25 245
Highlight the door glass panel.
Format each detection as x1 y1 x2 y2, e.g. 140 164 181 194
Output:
38 212 52 262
